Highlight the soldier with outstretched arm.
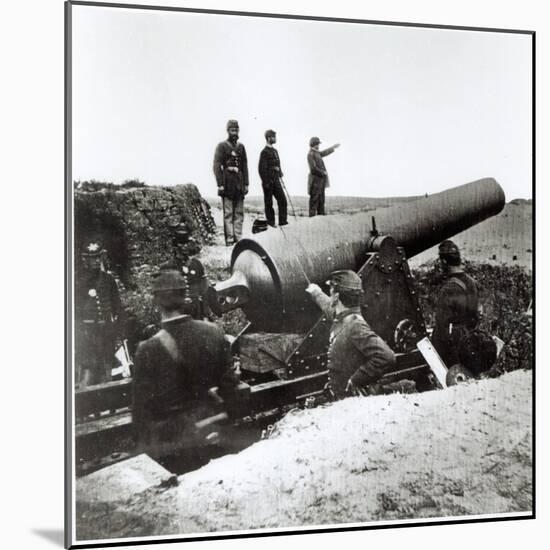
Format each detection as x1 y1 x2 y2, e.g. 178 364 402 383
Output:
307 137 340 217
305 270 396 399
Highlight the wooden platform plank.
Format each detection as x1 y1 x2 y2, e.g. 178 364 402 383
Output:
75 379 132 418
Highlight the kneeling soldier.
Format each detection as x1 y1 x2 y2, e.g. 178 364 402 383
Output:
306 270 396 399
132 268 240 460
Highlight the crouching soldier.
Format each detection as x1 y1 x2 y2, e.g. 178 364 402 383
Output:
432 240 497 381
131 268 241 461
306 270 396 399
431 240 479 367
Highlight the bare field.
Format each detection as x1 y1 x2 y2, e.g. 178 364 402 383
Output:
410 200 532 269
205 194 422 218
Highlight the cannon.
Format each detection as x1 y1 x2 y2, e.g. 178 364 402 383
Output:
74 178 505 475
216 178 505 332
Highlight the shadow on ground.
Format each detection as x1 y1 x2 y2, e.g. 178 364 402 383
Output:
33 528 64 547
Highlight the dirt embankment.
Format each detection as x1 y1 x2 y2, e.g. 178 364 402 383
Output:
77 370 532 540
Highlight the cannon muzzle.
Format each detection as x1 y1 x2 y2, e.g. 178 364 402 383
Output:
215 177 505 332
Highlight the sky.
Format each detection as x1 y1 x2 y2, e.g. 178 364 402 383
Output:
71 5 533 199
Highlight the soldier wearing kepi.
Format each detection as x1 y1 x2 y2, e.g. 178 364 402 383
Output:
75 241 123 387
213 120 249 246
307 137 340 217
258 129 288 227
132 268 240 460
306 270 396 399
184 257 220 321
431 240 481 369
157 258 220 321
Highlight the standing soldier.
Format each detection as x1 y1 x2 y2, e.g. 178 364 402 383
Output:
132 268 240 460
75 241 123 388
307 137 340 217
213 120 249 246
431 240 484 370
305 270 395 399
258 129 288 227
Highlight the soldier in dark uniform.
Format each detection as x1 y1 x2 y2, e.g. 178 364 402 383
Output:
307 137 340 217
258 129 287 227
157 257 220 321
213 120 249 246
75 242 123 387
431 240 481 368
132 268 240 459
306 270 395 399
184 257 216 320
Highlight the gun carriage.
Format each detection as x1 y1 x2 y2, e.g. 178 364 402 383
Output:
74 178 505 475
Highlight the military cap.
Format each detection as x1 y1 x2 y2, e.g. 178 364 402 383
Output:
326 270 363 293
226 119 240 130
81 241 103 257
265 129 276 139
438 240 461 258
309 136 321 147
152 269 189 294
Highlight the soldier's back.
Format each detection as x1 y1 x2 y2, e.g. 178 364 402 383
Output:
442 272 479 327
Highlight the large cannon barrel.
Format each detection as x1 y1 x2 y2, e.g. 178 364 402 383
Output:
216 178 505 332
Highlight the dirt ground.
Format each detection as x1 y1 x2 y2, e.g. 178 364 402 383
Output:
76 370 532 540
